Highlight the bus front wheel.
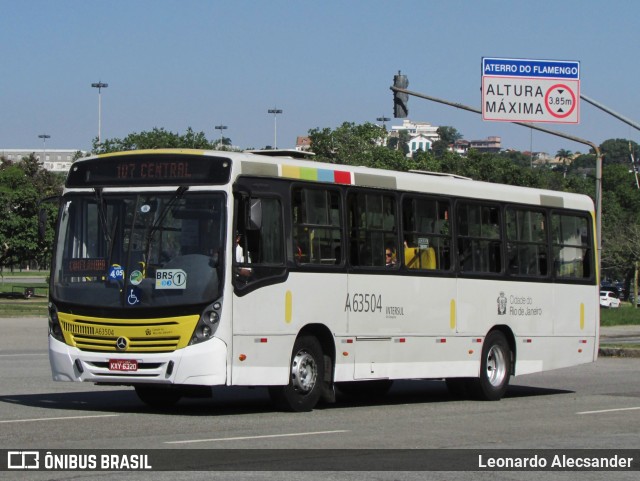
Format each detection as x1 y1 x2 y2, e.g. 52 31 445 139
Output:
269 335 324 412
469 330 511 401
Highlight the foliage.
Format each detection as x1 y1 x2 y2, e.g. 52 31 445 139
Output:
92 127 220 154
496 150 533 168
436 126 462 144
567 153 596 175
598 138 640 166
308 122 389 165
0 153 62 271
386 129 410 156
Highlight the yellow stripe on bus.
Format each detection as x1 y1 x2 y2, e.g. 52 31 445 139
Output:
450 299 456 330
285 290 293 324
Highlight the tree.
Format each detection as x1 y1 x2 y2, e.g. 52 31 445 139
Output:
213 136 233 150
386 129 410 156
599 139 640 166
556 149 573 176
567 153 596 176
92 127 219 154
426 126 463 159
308 122 388 166
497 150 533 168
436 126 463 144
430 139 450 158
0 154 63 271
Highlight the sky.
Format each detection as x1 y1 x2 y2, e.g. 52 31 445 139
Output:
2 0 639 156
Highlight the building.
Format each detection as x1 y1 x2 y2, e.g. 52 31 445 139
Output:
451 139 470 155
0 148 85 173
295 136 312 152
389 119 440 157
408 135 435 155
468 136 502 153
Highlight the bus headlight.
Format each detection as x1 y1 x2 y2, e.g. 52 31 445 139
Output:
189 299 222 345
48 302 65 342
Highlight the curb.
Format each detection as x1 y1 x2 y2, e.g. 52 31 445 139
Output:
599 347 640 358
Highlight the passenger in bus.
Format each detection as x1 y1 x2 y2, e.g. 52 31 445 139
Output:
385 245 398 268
235 232 251 277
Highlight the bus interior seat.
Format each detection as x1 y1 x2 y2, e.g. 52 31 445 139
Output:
404 246 436 269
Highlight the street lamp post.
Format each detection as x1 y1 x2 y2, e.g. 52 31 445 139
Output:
91 81 108 143
38 134 51 165
214 125 228 149
268 108 283 149
376 115 390 129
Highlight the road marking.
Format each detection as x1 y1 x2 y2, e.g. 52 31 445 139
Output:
0 414 119 424
0 353 48 357
577 406 640 415
166 429 350 445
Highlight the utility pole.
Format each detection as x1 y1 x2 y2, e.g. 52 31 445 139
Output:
268 108 283 149
376 115 390 129
91 81 108 143
38 134 51 164
214 125 228 149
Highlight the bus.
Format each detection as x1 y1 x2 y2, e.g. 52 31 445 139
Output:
47 148 599 411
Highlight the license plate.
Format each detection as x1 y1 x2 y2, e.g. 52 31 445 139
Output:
109 359 138 372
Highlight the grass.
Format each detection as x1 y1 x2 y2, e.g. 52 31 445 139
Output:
600 302 640 326
0 270 48 278
600 343 640 349
0 280 49 317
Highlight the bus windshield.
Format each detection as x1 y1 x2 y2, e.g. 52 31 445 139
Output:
52 190 225 309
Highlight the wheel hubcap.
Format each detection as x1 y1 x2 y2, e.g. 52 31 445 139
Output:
291 349 317 393
486 345 507 387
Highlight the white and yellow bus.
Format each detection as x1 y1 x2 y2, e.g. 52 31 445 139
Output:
48 149 599 411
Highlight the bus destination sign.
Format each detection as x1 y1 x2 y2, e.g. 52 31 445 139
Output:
66 153 232 188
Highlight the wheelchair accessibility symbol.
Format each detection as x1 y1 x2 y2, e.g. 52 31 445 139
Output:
127 287 142 306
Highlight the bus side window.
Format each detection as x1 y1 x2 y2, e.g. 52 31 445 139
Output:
292 187 342 266
506 208 548 277
456 202 502 274
348 191 397 268
552 213 592 279
233 194 285 288
402 196 450 271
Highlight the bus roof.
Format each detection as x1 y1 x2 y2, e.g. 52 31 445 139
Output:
77 149 593 212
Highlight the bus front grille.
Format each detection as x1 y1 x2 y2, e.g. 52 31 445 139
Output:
58 313 199 353
70 333 181 353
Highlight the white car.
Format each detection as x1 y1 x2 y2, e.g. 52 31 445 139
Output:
600 290 621 308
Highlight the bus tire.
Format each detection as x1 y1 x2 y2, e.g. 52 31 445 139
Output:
134 385 182 408
469 330 511 401
268 335 324 412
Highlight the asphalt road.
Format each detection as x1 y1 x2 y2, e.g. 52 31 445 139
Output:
1 318 639 481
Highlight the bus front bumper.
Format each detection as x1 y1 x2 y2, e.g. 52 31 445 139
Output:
48 336 228 386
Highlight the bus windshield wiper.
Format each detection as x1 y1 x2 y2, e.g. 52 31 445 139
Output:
93 188 112 246
144 186 188 261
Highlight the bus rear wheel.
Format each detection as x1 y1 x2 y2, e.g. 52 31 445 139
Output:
469 330 511 401
135 385 182 408
269 335 324 412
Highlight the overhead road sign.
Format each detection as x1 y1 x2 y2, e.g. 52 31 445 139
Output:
482 57 580 124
